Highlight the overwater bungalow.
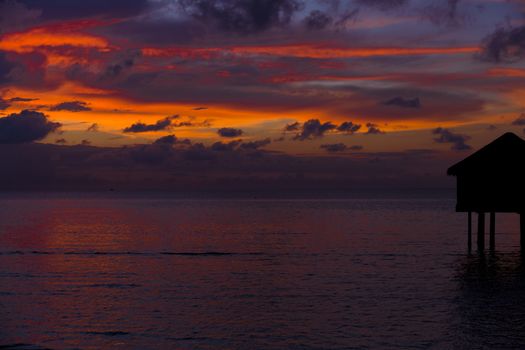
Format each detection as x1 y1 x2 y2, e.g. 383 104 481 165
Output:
448 132 525 250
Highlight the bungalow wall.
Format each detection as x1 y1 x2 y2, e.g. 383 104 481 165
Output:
456 171 525 213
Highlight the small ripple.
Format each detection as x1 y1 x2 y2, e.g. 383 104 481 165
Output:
0 344 52 350
0 251 265 257
87 283 141 289
0 251 25 255
0 273 38 278
84 331 129 337
160 252 263 256
167 336 210 341
64 251 147 256
254 231 311 236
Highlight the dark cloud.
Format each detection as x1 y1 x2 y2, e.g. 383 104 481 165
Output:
284 121 301 132
173 121 195 127
178 138 193 145
512 113 525 126
337 121 361 134
50 101 91 112
87 123 99 132
128 143 175 164
349 145 363 151
143 114 209 129
104 60 134 79
0 0 40 34
218 127 243 137
193 107 208 110
177 0 304 33
102 16 207 46
102 51 141 79
124 114 211 133
155 136 269 157
334 8 359 28
182 142 216 161
432 127 471 151
365 123 385 135
304 10 332 30
320 143 347 153
479 25 525 63
123 116 176 133
285 119 364 140
0 98 10 110
211 140 241 151
153 134 177 145
18 0 150 20
81 139 91 146
383 97 421 109
0 141 455 191
0 52 15 84
0 110 61 144
354 0 408 10
172 117 212 128
0 51 50 89
420 0 465 26
55 138 67 144
337 85 483 122
153 134 192 145
9 97 38 102
93 52 483 124
293 119 337 140
239 138 271 150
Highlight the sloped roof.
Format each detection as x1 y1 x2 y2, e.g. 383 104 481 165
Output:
447 132 525 176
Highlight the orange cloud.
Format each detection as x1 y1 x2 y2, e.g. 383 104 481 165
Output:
0 20 112 65
265 73 401 84
142 47 222 59
487 68 525 78
230 45 478 59
143 44 477 60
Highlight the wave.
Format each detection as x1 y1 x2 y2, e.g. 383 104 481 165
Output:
0 251 264 257
0 344 52 350
84 331 129 337
86 283 141 289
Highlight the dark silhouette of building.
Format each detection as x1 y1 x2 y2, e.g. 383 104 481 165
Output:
448 132 525 250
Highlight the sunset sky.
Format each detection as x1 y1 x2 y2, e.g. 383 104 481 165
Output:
0 0 525 190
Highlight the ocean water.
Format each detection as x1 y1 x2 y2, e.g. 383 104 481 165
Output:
1 193 525 349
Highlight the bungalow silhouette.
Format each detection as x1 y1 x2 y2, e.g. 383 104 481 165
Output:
448 132 525 250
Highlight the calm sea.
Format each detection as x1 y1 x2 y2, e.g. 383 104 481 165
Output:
1 193 525 349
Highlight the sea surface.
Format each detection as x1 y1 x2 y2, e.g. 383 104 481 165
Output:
1 192 525 349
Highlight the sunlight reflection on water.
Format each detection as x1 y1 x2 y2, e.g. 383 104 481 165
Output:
0 195 524 349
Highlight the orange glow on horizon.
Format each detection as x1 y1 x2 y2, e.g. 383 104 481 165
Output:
3 77 498 145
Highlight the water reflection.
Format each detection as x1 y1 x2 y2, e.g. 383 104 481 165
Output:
5 196 519 348
454 250 525 349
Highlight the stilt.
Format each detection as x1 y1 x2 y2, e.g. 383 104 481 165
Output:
477 212 485 251
490 212 495 250
468 211 472 251
521 212 525 248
